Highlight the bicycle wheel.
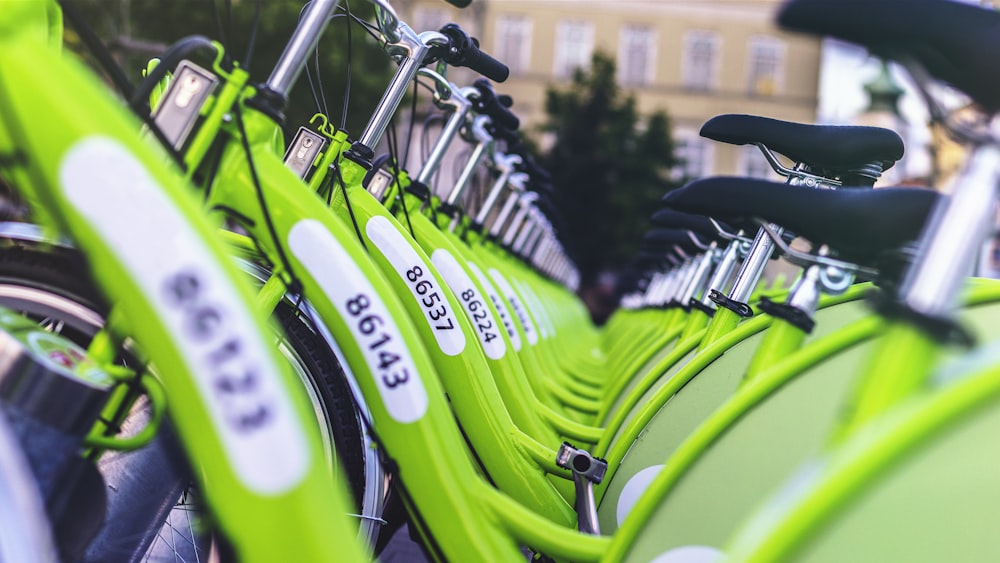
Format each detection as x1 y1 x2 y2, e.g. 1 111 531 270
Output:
0 231 385 559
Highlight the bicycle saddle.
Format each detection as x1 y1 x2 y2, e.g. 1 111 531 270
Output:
779 0 1000 112
700 114 904 170
649 209 737 243
662 177 939 265
641 229 711 258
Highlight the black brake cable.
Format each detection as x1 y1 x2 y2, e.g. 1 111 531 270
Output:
385 122 417 241
233 105 303 294
58 1 135 99
59 1 193 171
339 0 353 130
314 42 330 118
224 0 234 53
334 160 368 252
209 0 227 52
242 0 263 69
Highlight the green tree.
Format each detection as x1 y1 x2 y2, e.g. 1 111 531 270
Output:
65 0 393 135
535 51 681 294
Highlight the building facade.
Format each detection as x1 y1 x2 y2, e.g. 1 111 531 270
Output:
397 0 822 178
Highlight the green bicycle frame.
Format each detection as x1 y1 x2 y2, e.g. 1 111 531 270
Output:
0 3 365 561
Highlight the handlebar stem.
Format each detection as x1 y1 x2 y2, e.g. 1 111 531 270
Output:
487 172 527 237
512 212 538 254
701 240 740 309
356 26 448 152
265 0 342 98
415 83 472 185
474 153 521 226
502 191 538 246
444 114 493 205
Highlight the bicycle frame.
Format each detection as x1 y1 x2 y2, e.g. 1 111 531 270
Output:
0 3 365 561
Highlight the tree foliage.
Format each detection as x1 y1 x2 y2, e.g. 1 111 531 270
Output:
535 51 681 289
65 0 393 135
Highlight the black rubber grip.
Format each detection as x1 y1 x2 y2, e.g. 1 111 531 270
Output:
486 97 519 130
442 0 472 6
472 79 519 130
463 45 510 82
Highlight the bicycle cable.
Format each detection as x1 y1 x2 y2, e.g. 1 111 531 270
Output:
334 160 369 253
232 104 304 295
338 0 354 130
57 0 134 100
208 0 228 52
242 0 263 70
385 121 417 241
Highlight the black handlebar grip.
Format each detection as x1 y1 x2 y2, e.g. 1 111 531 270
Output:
488 122 519 144
462 45 510 83
439 24 509 82
442 0 472 6
487 98 519 130
472 78 519 130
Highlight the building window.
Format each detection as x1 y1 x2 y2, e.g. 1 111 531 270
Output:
554 20 594 78
682 30 719 91
413 6 449 34
747 36 786 96
674 132 714 180
740 145 774 179
495 15 532 76
618 25 656 86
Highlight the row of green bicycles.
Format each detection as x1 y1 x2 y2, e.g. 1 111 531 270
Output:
1 0 999 560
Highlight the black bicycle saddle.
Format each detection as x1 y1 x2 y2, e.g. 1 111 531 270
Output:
662 176 939 265
700 114 903 171
778 0 1000 112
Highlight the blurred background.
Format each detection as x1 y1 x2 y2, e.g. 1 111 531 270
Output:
64 0 999 323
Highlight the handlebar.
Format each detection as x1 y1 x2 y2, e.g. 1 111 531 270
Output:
438 24 510 82
472 78 519 130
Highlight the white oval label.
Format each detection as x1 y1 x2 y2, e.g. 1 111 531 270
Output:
651 546 725 563
489 269 539 346
61 137 307 494
617 464 664 526
289 219 427 423
431 249 506 360
514 279 555 340
365 216 465 356
468 262 521 351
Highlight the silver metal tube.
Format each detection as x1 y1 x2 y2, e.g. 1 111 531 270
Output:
357 28 445 150
475 155 521 225
512 217 537 255
358 55 424 149
522 221 546 257
681 248 717 305
487 185 523 236
444 116 492 205
642 273 665 307
786 264 822 316
415 92 472 185
728 225 781 303
671 259 698 304
502 193 537 246
900 143 1000 317
702 241 740 308
265 0 342 97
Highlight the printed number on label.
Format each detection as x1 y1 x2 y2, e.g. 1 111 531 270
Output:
405 266 455 330
460 289 499 343
346 293 410 389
